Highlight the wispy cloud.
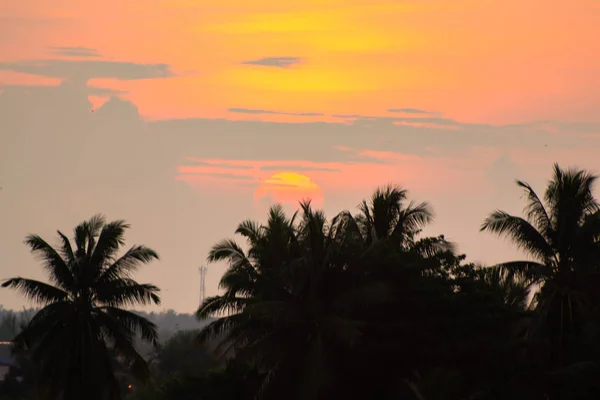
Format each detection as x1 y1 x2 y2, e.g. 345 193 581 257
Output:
240 57 303 68
183 158 255 170
332 113 461 129
0 83 126 97
228 108 323 117
176 159 344 184
387 108 440 116
0 59 175 82
177 171 258 181
49 46 101 58
259 165 340 172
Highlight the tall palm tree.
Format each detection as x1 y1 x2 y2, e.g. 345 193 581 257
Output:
481 164 600 370
197 203 384 399
196 205 296 362
1 214 161 400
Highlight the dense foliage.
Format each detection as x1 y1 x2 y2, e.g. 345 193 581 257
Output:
3 164 600 400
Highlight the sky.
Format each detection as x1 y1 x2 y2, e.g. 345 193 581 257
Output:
1 0 600 313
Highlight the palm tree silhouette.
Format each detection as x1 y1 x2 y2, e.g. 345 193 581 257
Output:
2 214 161 400
197 202 385 399
481 164 600 371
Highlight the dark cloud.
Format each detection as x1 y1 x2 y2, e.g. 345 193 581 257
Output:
387 108 439 115
0 59 175 82
240 57 303 68
50 46 101 58
228 108 323 117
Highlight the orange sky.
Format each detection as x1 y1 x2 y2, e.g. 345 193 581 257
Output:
2 0 600 313
2 0 599 123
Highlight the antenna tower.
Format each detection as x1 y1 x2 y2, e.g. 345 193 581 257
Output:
199 266 208 306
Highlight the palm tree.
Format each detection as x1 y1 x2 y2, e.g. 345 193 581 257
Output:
1 214 161 400
341 184 433 247
197 203 384 399
334 185 455 274
481 164 600 372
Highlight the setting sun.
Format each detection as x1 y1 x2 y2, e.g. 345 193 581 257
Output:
253 172 324 212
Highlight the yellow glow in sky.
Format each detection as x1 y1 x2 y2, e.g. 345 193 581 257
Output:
1 0 599 123
254 172 325 209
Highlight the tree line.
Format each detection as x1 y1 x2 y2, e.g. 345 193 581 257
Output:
2 163 600 399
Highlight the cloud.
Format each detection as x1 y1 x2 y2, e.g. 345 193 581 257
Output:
331 113 462 129
0 83 126 97
183 158 254 170
387 108 440 116
0 59 175 82
228 108 323 117
3 77 600 198
178 171 258 181
49 46 101 58
259 165 341 172
240 57 303 68
148 113 600 169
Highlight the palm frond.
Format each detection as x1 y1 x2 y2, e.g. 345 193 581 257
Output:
197 295 250 319
74 214 106 258
12 301 70 350
95 279 161 307
207 238 250 264
332 211 364 246
243 300 292 320
95 311 151 381
235 219 263 244
267 204 289 225
492 261 552 286
481 266 533 310
90 219 129 270
56 230 76 267
517 180 554 240
481 211 555 262
1 278 69 305
393 200 434 238
197 314 247 347
357 200 375 243
546 164 600 228
98 307 158 346
98 245 159 283
23 234 75 291
219 263 258 294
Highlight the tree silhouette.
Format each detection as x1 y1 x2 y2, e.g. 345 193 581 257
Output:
482 164 600 397
2 214 161 400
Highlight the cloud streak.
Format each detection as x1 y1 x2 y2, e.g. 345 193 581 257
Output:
0 83 127 97
387 108 440 116
228 108 323 117
50 46 101 58
259 165 340 172
0 59 175 82
240 57 303 68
